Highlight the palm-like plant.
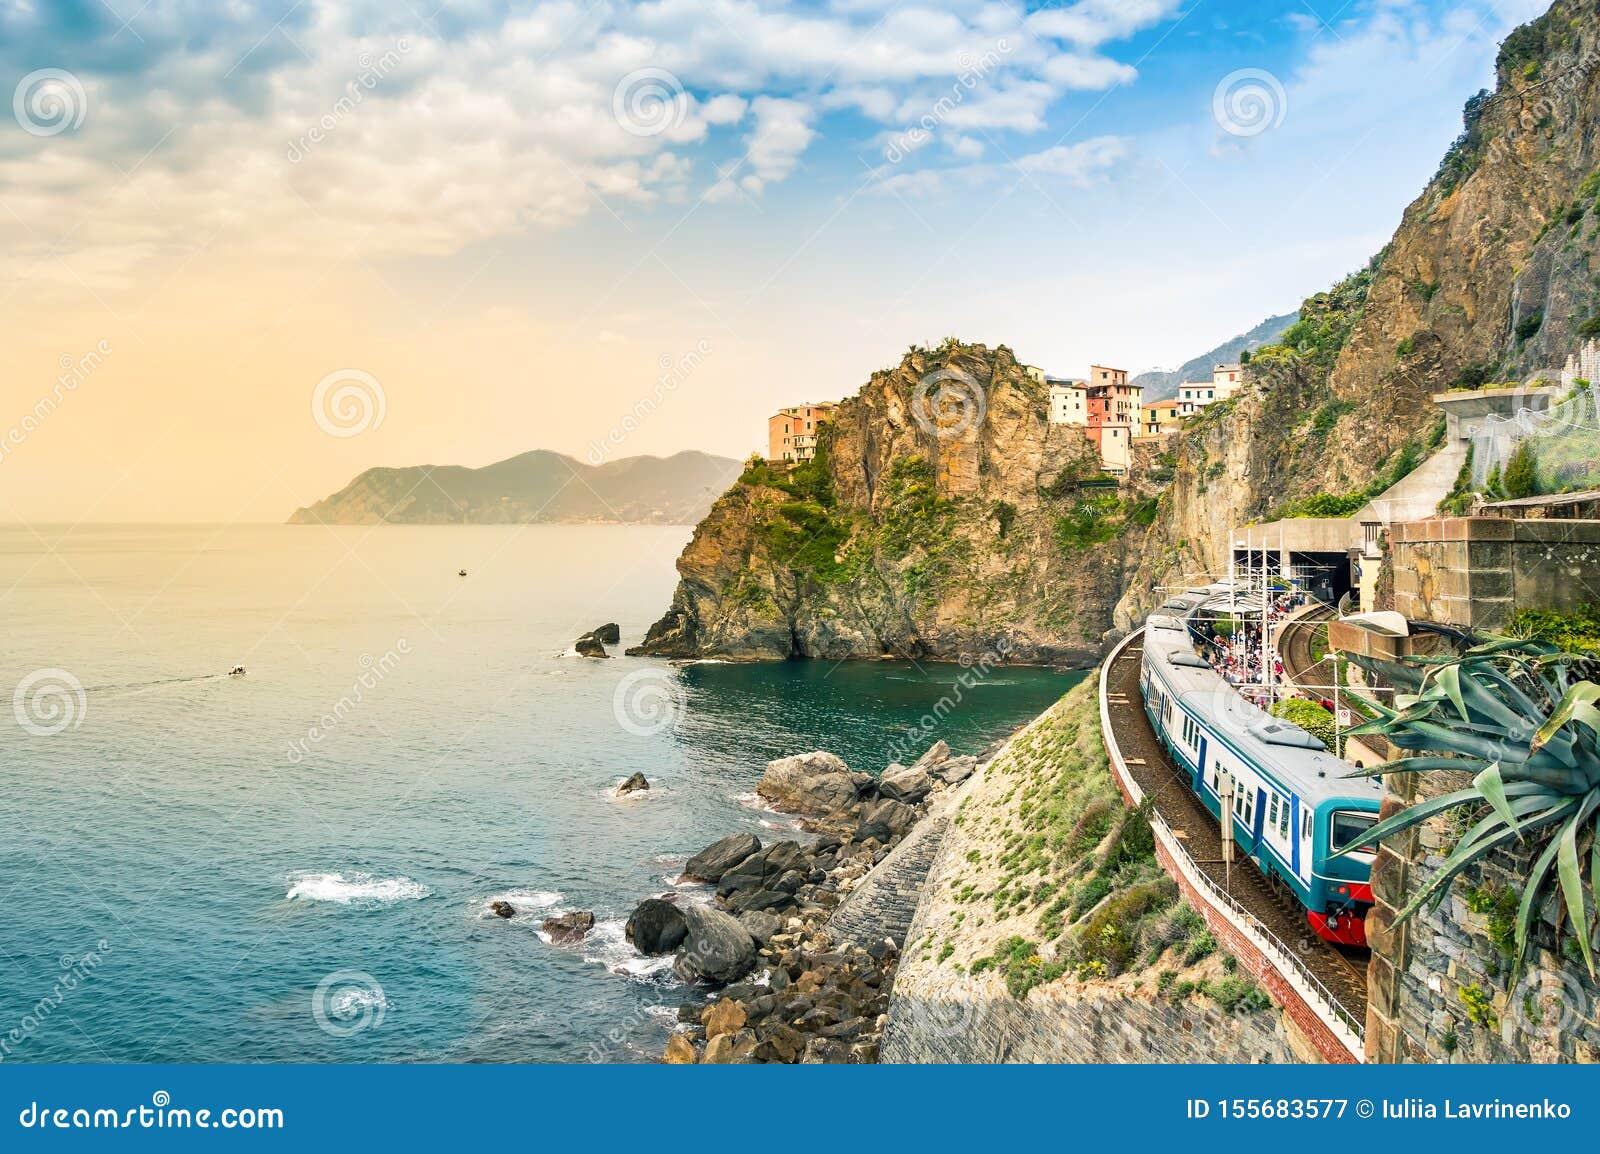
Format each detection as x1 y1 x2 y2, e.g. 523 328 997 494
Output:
1337 636 1600 981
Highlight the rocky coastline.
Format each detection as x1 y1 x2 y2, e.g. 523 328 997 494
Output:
620 739 989 1064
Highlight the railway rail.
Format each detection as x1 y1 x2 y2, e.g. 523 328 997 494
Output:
1278 603 1338 691
1100 630 1369 1059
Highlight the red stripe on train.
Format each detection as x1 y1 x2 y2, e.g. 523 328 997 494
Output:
1308 910 1368 947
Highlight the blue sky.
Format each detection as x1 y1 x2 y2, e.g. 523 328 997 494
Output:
0 0 1555 519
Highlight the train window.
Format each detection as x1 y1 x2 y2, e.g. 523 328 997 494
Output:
1267 793 1279 828
1330 811 1377 855
1302 813 1313 841
1278 802 1290 840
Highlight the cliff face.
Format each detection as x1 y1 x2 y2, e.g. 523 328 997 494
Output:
631 343 1160 664
1119 0 1600 625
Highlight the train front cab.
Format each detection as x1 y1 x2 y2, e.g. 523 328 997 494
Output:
1307 801 1378 946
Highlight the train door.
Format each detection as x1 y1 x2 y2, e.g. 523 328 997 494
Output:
1195 734 1208 793
1251 787 1266 858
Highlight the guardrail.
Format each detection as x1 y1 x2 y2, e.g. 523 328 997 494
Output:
1098 629 1366 1061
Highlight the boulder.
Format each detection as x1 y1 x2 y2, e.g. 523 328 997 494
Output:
716 840 809 898
701 999 748 1040
701 1028 757 1064
757 752 859 819
736 911 783 945
626 898 688 955
911 740 950 771
854 797 919 843
616 772 650 796
933 755 978 785
662 1033 697 1064
799 1036 850 1064
574 632 609 658
592 622 621 645
489 900 516 919
753 1024 805 1064
682 833 761 882
877 762 931 804
674 903 757 984
541 911 595 943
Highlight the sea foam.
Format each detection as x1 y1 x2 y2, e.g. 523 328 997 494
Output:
286 872 431 904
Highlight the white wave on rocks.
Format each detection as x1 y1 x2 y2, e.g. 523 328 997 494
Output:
286 872 431 904
474 889 563 921
581 917 675 982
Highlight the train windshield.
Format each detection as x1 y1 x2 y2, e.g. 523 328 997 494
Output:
1330 810 1377 855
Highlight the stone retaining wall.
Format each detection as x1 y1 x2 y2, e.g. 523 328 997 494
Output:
827 799 952 951
1365 770 1600 1063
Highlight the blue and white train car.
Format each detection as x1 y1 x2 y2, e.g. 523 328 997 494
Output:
1139 613 1382 946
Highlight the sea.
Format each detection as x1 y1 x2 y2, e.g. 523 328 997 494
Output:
0 524 1080 1063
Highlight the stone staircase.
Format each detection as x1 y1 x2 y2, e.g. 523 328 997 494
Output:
1355 437 1469 526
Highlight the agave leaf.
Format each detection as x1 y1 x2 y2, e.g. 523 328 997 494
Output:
1436 665 1469 721
1341 756 1487 780
1404 799 1580 923
1468 636 1561 659
1515 833 1565 974
1557 793 1600 979
1335 782 1548 859
1475 763 1520 841
1455 791 1569 858
1533 682 1600 751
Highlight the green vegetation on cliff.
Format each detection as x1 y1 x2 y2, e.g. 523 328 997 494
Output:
931 678 1269 1013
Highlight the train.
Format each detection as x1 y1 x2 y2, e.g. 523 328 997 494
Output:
1138 591 1382 946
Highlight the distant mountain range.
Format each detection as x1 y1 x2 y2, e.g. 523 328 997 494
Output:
1131 311 1299 401
288 449 745 525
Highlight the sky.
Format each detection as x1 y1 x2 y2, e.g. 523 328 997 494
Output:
0 0 1554 522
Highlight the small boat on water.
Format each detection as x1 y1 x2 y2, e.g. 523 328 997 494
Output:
228 666 246 677
458 569 468 577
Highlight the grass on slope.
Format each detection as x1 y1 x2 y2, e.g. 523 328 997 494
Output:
921 677 1269 1012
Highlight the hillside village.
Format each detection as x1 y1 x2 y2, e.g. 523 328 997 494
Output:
769 360 1245 474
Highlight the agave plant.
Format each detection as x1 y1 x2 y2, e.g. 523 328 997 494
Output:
1336 636 1600 981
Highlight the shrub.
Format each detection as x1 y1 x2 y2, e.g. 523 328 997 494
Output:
1269 697 1338 750
1501 441 1539 499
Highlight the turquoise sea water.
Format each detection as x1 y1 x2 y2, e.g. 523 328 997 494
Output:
0 524 1080 1063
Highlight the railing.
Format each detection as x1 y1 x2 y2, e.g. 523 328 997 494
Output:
1098 629 1366 1059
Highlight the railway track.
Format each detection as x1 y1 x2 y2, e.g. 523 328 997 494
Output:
1278 604 1337 690
1104 637 1371 1023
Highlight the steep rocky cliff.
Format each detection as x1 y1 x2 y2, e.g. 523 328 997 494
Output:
631 342 1161 664
1118 0 1600 626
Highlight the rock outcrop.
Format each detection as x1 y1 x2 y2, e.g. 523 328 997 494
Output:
629 342 1162 664
1120 1 1600 625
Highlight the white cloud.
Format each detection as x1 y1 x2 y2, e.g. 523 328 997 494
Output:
1015 136 1129 183
0 0 1178 287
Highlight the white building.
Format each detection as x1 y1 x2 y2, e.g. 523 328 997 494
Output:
1177 363 1245 415
1047 378 1088 426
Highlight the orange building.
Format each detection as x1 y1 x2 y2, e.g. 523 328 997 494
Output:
1084 366 1141 473
767 402 836 463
